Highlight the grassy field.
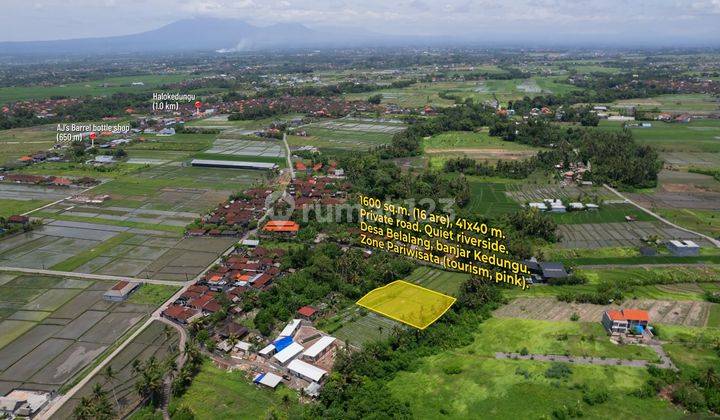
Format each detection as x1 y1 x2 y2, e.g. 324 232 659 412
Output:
614 93 720 113
599 119 720 153
127 133 216 152
0 74 193 103
33 211 186 234
422 130 541 151
345 77 577 108
656 208 720 238
320 305 400 348
289 125 394 151
549 204 654 224
466 177 520 217
405 266 469 296
50 232 135 271
13 161 146 179
387 317 683 419
192 152 286 167
503 266 720 301
472 318 659 360
0 125 57 163
0 199 49 217
423 130 540 167
128 284 180 306
357 280 456 329
169 359 301 419
654 324 720 371
559 254 720 266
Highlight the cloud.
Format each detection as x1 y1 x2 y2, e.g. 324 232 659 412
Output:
408 0 429 12
0 0 718 44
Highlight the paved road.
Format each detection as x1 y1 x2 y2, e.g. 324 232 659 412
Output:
157 317 188 420
282 133 295 180
495 343 676 369
496 352 650 367
647 341 677 370
0 266 186 286
603 183 720 248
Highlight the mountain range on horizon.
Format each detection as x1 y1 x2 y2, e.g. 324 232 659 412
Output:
0 18 423 56
1 17 716 56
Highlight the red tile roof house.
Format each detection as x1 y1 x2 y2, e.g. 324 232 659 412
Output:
189 293 222 314
602 309 650 335
7 215 30 225
297 305 317 320
163 305 200 324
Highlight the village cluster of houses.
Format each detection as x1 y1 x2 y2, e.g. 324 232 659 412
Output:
163 245 288 326
1 97 83 119
160 238 338 395
0 173 98 188
223 96 379 119
188 188 274 237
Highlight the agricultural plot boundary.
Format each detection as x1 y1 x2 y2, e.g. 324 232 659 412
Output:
356 280 456 330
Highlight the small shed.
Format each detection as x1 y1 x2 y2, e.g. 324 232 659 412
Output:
253 372 283 389
103 281 139 302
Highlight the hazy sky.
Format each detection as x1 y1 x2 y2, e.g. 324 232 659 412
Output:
3 0 719 45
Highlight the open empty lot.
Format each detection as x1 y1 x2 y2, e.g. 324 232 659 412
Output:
288 118 400 151
357 280 456 329
0 273 160 394
327 306 401 349
495 297 716 327
315 119 405 134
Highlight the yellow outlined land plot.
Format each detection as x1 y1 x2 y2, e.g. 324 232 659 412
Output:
356 280 456 329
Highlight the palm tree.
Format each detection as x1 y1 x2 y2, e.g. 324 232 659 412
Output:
74 384 115 420
91 383 114 418
227 333 239 348
163 325 173 341
701 367 719 389
103 365 120 411
73 396 94 420
131 359 141 374
135 357 166 407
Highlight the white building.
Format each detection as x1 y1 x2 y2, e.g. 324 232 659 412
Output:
103 281 139 301
272 342 304 365
302 336 336 362
287 359 327 383
234 341 252 353
667 240 700 256
278 319 302 337
253 372 283 389
259 344 276 358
